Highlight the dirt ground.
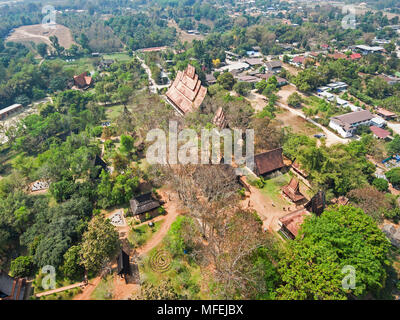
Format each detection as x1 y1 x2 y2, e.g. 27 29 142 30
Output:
74 187 184 300
168 20 205 43
7 24 76 49
241 179 300 232
274 108 320 137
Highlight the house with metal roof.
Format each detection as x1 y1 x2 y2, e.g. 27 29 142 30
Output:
329 110 375 137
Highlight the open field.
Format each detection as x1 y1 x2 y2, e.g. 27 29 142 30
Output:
6 24 76 49
103 53 131 62
168 20 205 43
274 107 320 137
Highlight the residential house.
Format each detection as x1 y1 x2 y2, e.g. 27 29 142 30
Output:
73 72 93 89
117 249 131 281
354 45 384 55
205 73 216 85
218 62 250 73
292 55 306 67
349 53 362 60
329 110 375 137
265 60 283 73
236 75 259 83
282 178 305 203
257 72 288 86
376 108 396 120
370 126 390 140
326 81 348 92
378 74 400 85
0 273 28 300
278 209 310 239
328 52 348 60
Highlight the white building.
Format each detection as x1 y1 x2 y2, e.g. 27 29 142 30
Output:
329 110 375 138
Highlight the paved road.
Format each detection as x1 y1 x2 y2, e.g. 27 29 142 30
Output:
135 55 170 93
246 90 349 146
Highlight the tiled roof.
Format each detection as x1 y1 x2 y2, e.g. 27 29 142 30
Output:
279 209 310 238
254 148 285 176
331 110 374 128
213 107 228 129
166 64 207 115
129 193 160 215
73 72 92 88
377 108 395 117
282 177 305 202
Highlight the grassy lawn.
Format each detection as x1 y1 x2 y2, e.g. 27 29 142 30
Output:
139 242 208 299
63 57 97 74
128 220 163 248
258 173 292 206
103 53 131 62
104 104 124 121
91 274 114 300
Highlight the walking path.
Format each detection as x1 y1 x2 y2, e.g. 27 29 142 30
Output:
35 282 85 298
73 188 183 300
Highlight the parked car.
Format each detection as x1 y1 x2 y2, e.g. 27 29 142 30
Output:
314 133 326 139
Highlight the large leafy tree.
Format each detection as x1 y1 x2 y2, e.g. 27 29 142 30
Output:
278 205 391 300
80 215 119 273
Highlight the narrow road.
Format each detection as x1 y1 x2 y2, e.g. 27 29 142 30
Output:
245 89 350 146
135 55 170 93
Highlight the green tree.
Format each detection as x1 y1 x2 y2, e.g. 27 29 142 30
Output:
10 256 34 278
386 167 400 186
61 245 85 280
217 72 235 90
37 43 48 58
80 215 119 273
278 205 391 300
372 178 389 192
287 92 303 108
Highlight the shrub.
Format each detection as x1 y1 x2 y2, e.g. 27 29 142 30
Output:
372 178 389 192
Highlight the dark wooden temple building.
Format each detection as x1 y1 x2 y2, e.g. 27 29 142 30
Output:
254 148 285 177
0 272 28 300
129 193 161 216
117 249 131 281
282 177 305 203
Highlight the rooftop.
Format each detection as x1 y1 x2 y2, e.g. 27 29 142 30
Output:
166 64 207 115
0 104 22 115
254 148 285 176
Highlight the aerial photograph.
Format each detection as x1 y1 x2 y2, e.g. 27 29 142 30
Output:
0 0 400 309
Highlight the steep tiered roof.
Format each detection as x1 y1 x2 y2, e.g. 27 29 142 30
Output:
282 178 305 203
166 64 207 115
213 107 228 129
73 72 93 89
